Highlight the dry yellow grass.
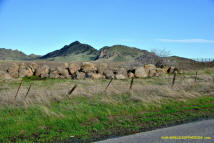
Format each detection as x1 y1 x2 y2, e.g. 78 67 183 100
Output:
0 68 214 107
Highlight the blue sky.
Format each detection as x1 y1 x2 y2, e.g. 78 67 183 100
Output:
0 0 214 58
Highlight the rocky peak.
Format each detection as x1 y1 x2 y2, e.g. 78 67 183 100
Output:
69 41 81 46
40 41 98 59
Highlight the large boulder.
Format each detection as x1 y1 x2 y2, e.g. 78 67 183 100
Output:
18 64 34 78
87 73 104 79
116 68 128 78
144 64 157 77
156 68 165 76
103 70 114 79
147 69 157 77
7 63 19 78
68 63 81 75
114 68 128 79
76 72 86 80
56 67 70 78
35 65 50 78
49 70 60 79
144 64 156 70
128 72 135 78
0 71 11 79
135 67 147 78
81 62 97 73
115 74 126 80
162 66 169 73
28 63 39 74
19 67 34 78
97 63 108 74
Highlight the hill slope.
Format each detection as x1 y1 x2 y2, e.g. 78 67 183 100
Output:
96 45 147 62
1 42 212 70
40 43 155 62
0 48 40 61
40 41 98 61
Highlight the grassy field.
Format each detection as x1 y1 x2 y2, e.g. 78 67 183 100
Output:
0 68 214 143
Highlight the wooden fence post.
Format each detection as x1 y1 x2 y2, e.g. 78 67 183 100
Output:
68 84 78 96
15 80 23 99
129 77 134 90
195 72 198 82
105 78 113 91
172 72 177 87
25 84 32 98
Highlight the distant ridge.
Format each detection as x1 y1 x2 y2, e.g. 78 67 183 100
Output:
40 41 151 62
96 45 147 62
40 41 98 61
0 48 40 61
1 41 212 70
0 42 154 62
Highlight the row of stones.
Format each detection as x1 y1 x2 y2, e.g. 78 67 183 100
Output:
0 62 178 80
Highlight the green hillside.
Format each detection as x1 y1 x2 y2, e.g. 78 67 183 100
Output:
0 48 40 61
40 41 98 62
97 45 146 62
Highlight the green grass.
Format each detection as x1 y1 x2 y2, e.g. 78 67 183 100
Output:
0 94 214 143
45 53 97 62
21 76 76 88
98 45 144 62
183 67 214 76
22 76 42 81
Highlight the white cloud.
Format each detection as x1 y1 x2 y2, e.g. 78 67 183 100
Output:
157 39 214 43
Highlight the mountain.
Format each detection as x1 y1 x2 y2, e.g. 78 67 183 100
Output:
0 48 40 61
96 45 147 62
161 56 211 69
40 41 98 61
28 54 41 59
1 41 212 70
40 42 151 62
134 51 160 65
